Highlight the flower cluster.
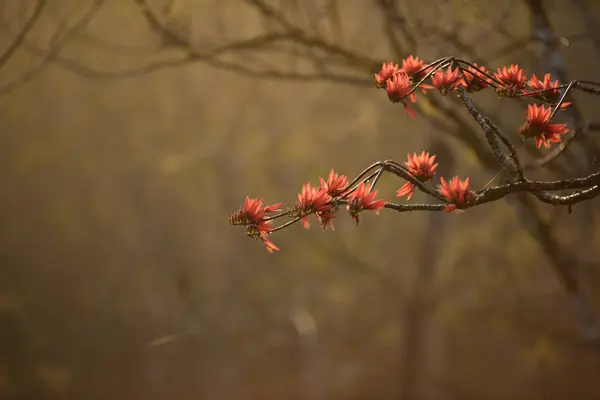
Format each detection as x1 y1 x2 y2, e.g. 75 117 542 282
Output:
228 197 282 252
494 64 527 97
230 55 592 253
395 151 473 212
459 63 491 92
438 176 474 212
519 104 569 148
525 73 571 108
374 57 571 149
346 182 386 225
396 151 438 200
230 153 476 252
230 169 389 252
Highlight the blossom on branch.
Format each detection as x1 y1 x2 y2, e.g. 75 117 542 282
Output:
346 182 386 225
519 104 569 148
229 197 282 252
386 73 417 117
375 62 401 88
397 151 438 200
315 207 337 231
400 56 435 94
494 64 527 97
432 66 461 95
459 63 491 92
400 55 431 81
525 73 571 109
438 176 474 212
296 183 333 229
229 55 600 253
320 169 349 197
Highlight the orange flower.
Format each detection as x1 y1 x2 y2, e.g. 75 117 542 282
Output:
375 62 401 88
320 169 349 197
400 55 431 81
431 66 461 95
346 182 386 225
229 197 282 252
459 63 491 92
397 151 438 200
525 73 570 109
386 73 417 117
519 104 569 148
230 197 281 232
316 207 337 231
494 64 527 97
438 176 473 212
296 183 333 228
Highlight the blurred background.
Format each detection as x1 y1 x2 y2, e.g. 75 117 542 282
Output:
1 0 600 399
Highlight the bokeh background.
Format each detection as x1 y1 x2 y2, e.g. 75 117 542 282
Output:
1 0 600 399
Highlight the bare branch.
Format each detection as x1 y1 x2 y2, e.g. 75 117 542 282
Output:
0 0 106 98
0 0 45 71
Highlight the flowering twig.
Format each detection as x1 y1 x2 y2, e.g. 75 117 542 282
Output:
230 55 600 253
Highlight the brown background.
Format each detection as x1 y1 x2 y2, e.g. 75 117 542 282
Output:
1 0 600 399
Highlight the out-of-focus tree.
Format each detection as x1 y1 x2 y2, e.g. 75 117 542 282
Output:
1 1 600 399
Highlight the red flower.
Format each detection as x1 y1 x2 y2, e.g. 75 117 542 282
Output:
375 62 401 88
459 63 491 92
397 151 438 200
346 182 386 225
438 176 473 212
230 197 281 231
316 207 338 231
525 73 571 109
386 73 417 117
320 169 349 197
519 104 569 148
431 66 461 95
400 56 431 81
229 197 282 252
494 64 526 97
296 183 333 228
